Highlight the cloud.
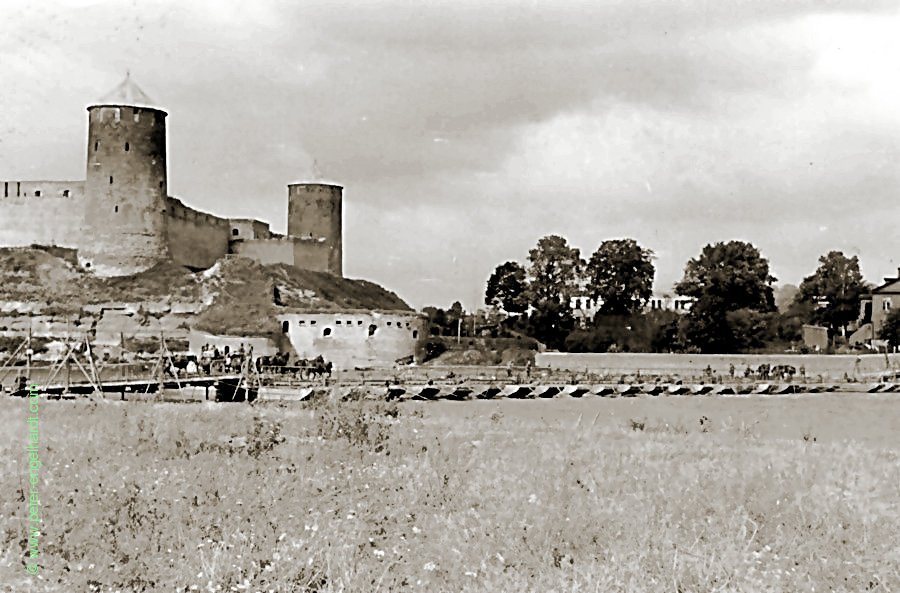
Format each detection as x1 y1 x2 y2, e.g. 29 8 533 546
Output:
0 0 898 308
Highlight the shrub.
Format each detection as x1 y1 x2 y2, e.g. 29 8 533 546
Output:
315 400 400 453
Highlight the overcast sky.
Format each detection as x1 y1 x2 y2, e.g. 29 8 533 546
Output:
2 1 899 310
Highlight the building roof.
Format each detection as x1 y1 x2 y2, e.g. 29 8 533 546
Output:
93 73 159 109
871 277 900 295
869 269 900 294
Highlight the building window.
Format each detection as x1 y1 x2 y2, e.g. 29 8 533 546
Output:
323 327 332 337
884 299 892 311
310 320 316 325
94 141 99 151
358 320 363 325
387 321 392 326
114 205 118 213
34 190 40 197
232 228 239 236
134 112 140 123
159 181 164 189
125 142 130 152
63 189 70 197
368 324 377 337
336 320 341 325
412 330 418 339
298 320 305 326
109 176 114 185
282 321 289 333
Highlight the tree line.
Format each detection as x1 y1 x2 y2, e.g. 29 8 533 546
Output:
467 235 875 354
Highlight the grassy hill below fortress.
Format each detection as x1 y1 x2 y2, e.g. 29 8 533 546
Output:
0 247 411 343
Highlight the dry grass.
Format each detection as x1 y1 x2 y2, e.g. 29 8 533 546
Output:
0 395 898 592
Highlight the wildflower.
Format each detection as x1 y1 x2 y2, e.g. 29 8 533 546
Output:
528 494 538 504
374 549 385 558
423 561 437 572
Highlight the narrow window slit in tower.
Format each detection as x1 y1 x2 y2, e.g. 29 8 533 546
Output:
114 205 118 213
124 142 129 152
109 176 114 185
94 141 99 151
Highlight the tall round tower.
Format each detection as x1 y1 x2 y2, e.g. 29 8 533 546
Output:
80 74 169 275
287 183 343 276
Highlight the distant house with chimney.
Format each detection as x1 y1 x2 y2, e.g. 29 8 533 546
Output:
855 267 900 344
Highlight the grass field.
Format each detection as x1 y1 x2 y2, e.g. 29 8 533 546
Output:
1 394 898 592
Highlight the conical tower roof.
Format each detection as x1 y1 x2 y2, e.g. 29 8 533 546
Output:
92 73 161 110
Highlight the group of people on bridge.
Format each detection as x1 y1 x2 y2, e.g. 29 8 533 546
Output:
168 345 333 382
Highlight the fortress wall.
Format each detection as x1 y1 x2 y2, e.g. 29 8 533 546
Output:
229 219 274 240
0 182 85 248
293 238 334 274
230 237 295 266
278 311 425 368
165 197 230 270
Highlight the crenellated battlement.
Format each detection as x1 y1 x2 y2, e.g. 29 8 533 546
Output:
166 196 230 227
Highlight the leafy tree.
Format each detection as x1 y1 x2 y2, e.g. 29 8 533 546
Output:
524 235 583 349
676 241 776 352
795 251 868 336
526 299 575 351
485 261 528 314
446 301 465 336
771 300 815 345
421 306 448 336
585 239 655 316
526 235 584 305
645 309 683 352
563 310 682 353
724 308 772 352
774 284 799 313
879 308 900 348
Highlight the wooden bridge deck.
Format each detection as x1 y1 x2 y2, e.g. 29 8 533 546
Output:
11 374 242 396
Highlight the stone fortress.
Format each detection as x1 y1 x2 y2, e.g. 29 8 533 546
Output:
0 76 426 368
0 75 342 277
